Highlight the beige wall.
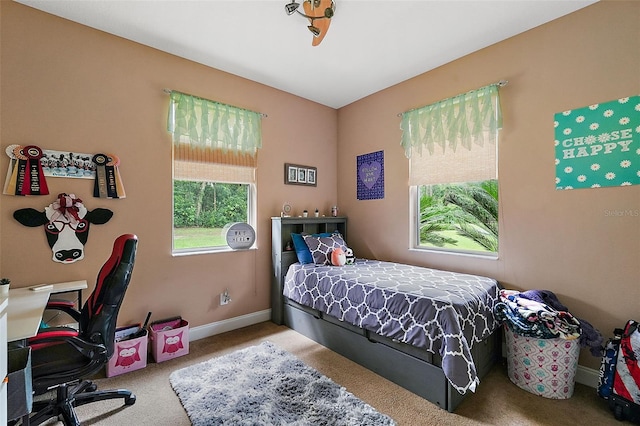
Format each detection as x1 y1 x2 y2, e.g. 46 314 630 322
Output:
0 2 338 327
338 1 639 369
1 1 638 372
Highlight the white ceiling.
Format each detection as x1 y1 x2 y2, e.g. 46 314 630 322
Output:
15 0 598 109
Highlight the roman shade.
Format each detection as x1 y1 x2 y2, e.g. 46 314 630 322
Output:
167 91 262 183
401 83 502 185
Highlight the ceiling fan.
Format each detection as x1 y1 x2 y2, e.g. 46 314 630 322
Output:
285 0 336 46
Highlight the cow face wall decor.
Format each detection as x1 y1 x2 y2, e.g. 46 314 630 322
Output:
13 193 113 263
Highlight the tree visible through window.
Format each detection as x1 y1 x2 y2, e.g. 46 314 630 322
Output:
173 180 250 250
417 180 497 253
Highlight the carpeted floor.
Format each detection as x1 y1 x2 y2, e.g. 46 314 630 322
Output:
38 321 629 425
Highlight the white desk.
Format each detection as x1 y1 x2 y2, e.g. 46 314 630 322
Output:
6 287 53 342
5 280 88 342
50 280 88 301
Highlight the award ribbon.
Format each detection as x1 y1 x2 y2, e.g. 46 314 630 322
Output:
92 153 109 198
104 154 119 198
3 145 19 195
21 145 49 195
107 153 126 199
13 146 28 196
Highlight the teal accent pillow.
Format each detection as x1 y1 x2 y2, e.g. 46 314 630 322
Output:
291 232 333 264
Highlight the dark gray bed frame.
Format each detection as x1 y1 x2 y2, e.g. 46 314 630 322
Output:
271 216 498 412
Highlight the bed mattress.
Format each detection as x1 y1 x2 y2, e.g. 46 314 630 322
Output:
283 259 501 394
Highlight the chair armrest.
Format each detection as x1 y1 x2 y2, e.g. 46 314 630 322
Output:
45 299 81 322
30 330 110 392
29 327 79 350
29 327 108 360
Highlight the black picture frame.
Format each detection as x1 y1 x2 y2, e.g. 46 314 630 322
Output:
285 163 317 187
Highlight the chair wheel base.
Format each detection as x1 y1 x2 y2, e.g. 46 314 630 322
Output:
27 385 137 426
125 394 136 405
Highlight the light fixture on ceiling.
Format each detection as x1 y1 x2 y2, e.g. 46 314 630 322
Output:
285 0 336 46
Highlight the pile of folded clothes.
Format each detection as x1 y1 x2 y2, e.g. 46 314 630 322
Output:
494 289 604 356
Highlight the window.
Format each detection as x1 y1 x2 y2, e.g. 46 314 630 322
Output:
401 83 503 255
172 179 254 251
167 91 262 253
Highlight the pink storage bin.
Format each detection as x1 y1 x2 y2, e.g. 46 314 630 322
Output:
505 326 580 399
106 328 148 377
149 317 189 363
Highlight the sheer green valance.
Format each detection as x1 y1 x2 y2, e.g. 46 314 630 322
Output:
167 91 263 157
400 83 503 158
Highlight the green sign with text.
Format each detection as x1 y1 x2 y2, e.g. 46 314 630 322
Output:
554 96 639 190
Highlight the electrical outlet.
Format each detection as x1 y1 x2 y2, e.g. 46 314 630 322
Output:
220 289 231 305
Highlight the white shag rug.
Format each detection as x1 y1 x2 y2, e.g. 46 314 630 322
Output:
169 341 396 426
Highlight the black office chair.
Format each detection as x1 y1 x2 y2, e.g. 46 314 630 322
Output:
24 234 139 426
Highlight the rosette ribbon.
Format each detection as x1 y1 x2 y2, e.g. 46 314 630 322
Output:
3 145 49 196
92 153 125 198
21 145 49 195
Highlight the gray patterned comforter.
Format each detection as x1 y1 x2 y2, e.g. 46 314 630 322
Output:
283 259 500 394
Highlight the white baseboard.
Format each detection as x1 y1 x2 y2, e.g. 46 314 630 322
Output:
576 364 599 389
189 309 601 389
188 309 272 342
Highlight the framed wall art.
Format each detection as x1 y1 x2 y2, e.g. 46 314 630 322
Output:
284 163 317 187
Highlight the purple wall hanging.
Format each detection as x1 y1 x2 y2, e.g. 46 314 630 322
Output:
357 150 384 200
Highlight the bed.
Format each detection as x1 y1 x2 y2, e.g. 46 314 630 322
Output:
270 216 501 412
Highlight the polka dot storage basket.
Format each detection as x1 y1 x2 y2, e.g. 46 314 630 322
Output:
505 326 580 399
